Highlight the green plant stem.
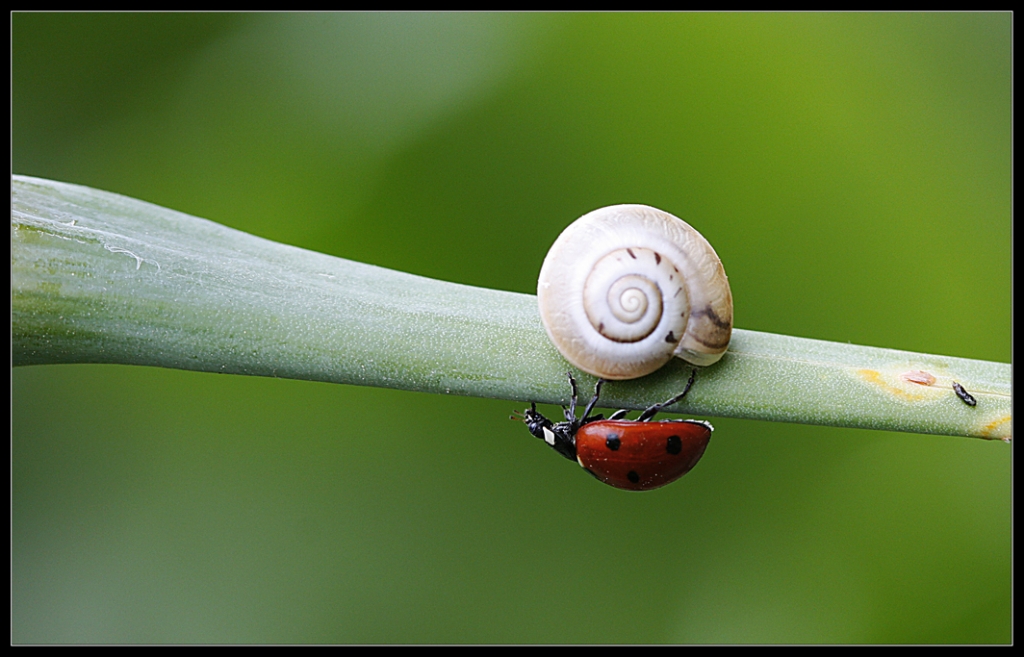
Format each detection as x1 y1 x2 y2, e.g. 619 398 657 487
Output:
12 175 1011 441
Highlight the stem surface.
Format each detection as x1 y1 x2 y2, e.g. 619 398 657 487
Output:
12 175 1011 441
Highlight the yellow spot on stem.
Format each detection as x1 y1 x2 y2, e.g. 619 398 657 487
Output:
979 415 1012 442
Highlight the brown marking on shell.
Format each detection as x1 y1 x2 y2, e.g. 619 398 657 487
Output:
685 305 732 350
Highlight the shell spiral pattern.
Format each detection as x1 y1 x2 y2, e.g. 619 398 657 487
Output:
538 204 732 380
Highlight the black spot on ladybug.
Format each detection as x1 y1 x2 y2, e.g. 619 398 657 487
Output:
605 435 621 450
953 382 977 407
666 435 682 454
654 252 661 265
626 248 637 259
627 471 640 484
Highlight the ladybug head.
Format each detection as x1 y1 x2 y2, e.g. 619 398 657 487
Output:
518 403 577 462
518 403 549 438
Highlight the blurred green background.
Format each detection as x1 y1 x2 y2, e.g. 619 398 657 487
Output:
12 13 1010 643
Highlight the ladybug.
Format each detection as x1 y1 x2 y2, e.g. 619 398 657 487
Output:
518 369 712 491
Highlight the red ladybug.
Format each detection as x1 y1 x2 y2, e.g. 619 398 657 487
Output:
518 369 712 491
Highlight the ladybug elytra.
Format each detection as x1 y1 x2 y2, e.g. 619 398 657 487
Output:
518 369 712 491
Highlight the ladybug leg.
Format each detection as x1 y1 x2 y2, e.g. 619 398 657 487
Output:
637 368 698 421
608 409 629 420
580 378 606 423
564 372 580 422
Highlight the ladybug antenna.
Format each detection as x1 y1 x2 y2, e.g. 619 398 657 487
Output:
511 402 540 422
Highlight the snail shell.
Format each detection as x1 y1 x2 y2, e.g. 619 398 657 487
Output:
538 204 732 380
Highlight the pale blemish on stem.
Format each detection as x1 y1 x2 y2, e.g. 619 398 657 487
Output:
900 369 936 386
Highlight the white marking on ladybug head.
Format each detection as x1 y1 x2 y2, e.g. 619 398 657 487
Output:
542 426 556 446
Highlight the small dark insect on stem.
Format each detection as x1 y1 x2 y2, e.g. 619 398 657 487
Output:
952 382 977 407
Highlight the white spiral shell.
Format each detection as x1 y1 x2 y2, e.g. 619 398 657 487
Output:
538 204 733 380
